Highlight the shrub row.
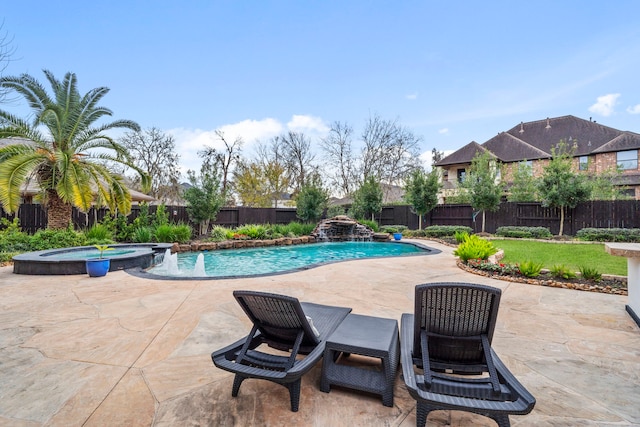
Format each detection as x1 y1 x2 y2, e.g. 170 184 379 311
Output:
576 228 640 242
495 226 552 239
380 225 408 234
407 225 473 238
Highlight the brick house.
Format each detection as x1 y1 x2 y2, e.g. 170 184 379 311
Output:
435 115 640 200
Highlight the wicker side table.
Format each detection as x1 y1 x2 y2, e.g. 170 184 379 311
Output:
320 313 399 407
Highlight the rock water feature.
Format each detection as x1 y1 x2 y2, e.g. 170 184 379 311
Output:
312 215 379 241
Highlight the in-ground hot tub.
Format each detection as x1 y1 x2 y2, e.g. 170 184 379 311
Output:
12 243 173 275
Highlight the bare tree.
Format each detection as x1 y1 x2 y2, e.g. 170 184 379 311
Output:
198 129 243 202
279 131 316 196
0 21 17 104
320 121 358 197
254 137 292 206
360 113 422 185
119 127 182 203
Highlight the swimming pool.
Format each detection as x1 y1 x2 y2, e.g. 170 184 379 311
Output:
144 241 438 279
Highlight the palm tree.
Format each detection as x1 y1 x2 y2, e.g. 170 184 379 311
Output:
0 70 149 229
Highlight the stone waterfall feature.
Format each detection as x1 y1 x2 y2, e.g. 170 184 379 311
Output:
311 216 377 241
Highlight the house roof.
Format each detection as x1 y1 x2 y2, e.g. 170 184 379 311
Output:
436 141 490 166
436 115 640 166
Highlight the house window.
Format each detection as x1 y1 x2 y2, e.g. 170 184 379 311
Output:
521 160 532 167
579 156 589 171
457 169 466 182
621 188 636 199
617 150 638 170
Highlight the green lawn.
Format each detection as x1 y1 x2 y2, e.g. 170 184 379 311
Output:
492 239 627 276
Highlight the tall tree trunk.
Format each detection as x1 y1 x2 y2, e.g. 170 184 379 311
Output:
418 214 422 230
46 190 73 230
559 207 565 236
482 210 486 233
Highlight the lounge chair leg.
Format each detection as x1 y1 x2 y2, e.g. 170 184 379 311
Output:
232 374 245 397
287 380 302 412
416 402 430 427
490 413 511 427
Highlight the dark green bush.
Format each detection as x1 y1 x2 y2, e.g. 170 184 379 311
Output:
326 205 346 218
0 218 32 253
576 228 640 242
423 225 473 238
550 264 577 280
454 230 469 243
454 235 497 262
132 227 153 243
519 260 544 278
172 223 193 243
579 265 602 281
282 222 315 237
358 219 379 232
209 226 230 241
235 224 268 239
380 225 407 234
29 228 87 250
406 229 426 237
84 223 113 242
495 226 552 239
152 223 192 243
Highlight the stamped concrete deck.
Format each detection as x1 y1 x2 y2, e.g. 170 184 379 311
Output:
1 240 639 426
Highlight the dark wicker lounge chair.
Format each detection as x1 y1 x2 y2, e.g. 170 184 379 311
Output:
211 290 351 412
400 283 535 427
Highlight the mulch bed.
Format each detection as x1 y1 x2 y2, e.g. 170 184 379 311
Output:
457 260 627 296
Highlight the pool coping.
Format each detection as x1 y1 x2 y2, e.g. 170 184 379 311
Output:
127 240 441 280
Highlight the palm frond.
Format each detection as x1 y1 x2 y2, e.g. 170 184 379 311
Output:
53 150 94 211
0 152 46 212
0 73 52 113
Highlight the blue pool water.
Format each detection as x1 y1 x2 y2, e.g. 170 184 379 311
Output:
43 249 137 260
147 241 434 278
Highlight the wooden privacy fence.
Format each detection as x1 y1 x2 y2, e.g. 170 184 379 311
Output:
377 201 640 235
0 204 300 234
2 201 640 235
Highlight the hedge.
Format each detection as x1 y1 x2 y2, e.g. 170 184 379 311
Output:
495 226 552 239
576 228 640 242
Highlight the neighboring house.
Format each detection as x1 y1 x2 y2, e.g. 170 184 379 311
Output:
0 137 155 205
435 115 640 200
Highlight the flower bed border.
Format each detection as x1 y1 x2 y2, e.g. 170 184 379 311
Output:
457 260 627 296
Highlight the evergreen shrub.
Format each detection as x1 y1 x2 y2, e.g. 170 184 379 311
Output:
495 226 552 239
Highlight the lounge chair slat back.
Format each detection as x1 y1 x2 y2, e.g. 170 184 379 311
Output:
234 291 320 348
413 282 500 364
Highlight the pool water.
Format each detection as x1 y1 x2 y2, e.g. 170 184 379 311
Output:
44 249 137 260
147 241 432 278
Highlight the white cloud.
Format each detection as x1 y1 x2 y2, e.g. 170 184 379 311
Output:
438 128 449 135
167 118 284 178
286 114 330 134
406 93 418 100
627 104 640 114
588 93 620 117
167 115 330 179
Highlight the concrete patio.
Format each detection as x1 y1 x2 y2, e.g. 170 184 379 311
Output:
1 240 639 426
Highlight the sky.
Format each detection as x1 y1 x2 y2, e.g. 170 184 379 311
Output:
2 1 640 179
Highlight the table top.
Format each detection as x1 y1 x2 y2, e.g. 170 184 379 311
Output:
605 242 640 258
327 313 398 353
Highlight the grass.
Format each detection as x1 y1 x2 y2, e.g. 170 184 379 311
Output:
492 239 627 276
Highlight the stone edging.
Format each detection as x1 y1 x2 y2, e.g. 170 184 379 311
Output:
457 260 628 296
170 235 318 253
